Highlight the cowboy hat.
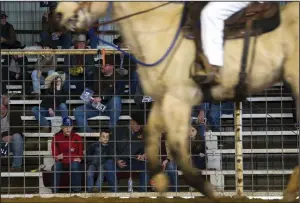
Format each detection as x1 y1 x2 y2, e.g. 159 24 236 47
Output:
44 72 66 89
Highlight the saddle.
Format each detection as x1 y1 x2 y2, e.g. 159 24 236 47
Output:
183 2 280 85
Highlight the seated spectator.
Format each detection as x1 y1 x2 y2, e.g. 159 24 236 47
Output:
193 102 234 132
86 129 116 192
162 125 205 192
1 96 24 171
40 4 72 49
73 55 125 132
113 36 139 95
31 41 57 95
0 11 16 49
51 117 83 193
32 73 68 132
63 34 95 94
112 112 150 192
1 42 31 95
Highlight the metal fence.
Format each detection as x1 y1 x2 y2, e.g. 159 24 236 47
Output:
0 48 299 199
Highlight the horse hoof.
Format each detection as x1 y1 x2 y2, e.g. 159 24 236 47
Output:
282 192 298 202
152 172 169 193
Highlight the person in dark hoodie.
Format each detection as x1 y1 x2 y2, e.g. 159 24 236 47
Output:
108 111 150 192
74 54 125 132
32 73 68 132
0 11 16 49
86 129 116 192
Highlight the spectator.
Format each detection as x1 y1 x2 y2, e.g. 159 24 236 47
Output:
63 34 95 94
1 42 31 95
194 102 234 132
31 41 57 95
0 11 16 49
40 4 72 49
162 125 205 192
32 73 68 133
73 55 125 132
1 96 24 172
86 129 116 192
113 112 150 192
113 36 139 94
51 117 83 193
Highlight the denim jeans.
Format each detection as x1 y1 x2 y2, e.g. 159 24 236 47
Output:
107 158 149 192
165 160 179 192
32 103 69 127
87 160 117 192
52 161 82 193
1 133 24 169
87 164 104 192
208 102 234 132
74 96 122 132
31 70 55 94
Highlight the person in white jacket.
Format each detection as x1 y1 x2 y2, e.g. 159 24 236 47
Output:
201 2 251 69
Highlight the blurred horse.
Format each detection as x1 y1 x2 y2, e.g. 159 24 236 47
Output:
55 2 299 199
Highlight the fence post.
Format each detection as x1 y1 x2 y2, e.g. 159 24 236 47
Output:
234 101 244 196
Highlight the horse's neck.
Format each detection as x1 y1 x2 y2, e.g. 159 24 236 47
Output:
113 2 184 61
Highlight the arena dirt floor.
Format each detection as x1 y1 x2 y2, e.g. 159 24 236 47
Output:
1 196 299 203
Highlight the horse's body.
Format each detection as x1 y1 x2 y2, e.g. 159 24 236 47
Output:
56 2 299 199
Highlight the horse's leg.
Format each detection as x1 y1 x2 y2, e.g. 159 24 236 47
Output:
162 93 215 198
282 47 299 201
145 102 169 192
283 166 299 201
283 44 299 125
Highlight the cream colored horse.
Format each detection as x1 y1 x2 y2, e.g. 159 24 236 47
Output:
55 2 299 199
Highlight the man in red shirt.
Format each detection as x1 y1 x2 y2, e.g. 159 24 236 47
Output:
51 117 83 193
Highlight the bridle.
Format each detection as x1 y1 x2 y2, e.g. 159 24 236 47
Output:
72 1 189 67
76 2 172 27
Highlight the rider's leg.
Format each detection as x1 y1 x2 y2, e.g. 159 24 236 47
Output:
201 2 251 68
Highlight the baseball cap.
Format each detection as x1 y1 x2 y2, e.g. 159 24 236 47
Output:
62 117 73 127
1 11 8 18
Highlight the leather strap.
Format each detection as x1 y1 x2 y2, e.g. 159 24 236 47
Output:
235 19 253 101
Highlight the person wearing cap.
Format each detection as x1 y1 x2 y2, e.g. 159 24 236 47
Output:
31 41 57 95
51 117 83 193
0 11 16 49
63 34 95 94
73 54 125 132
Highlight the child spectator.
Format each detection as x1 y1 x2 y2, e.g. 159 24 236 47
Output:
86 129 116 192
51 117 83 193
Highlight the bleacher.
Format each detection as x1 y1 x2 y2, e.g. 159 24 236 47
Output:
1 76 298 195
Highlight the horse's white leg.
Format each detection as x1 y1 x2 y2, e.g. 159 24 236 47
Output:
145 102 169 192
283 166 299 201
162 93 215 198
